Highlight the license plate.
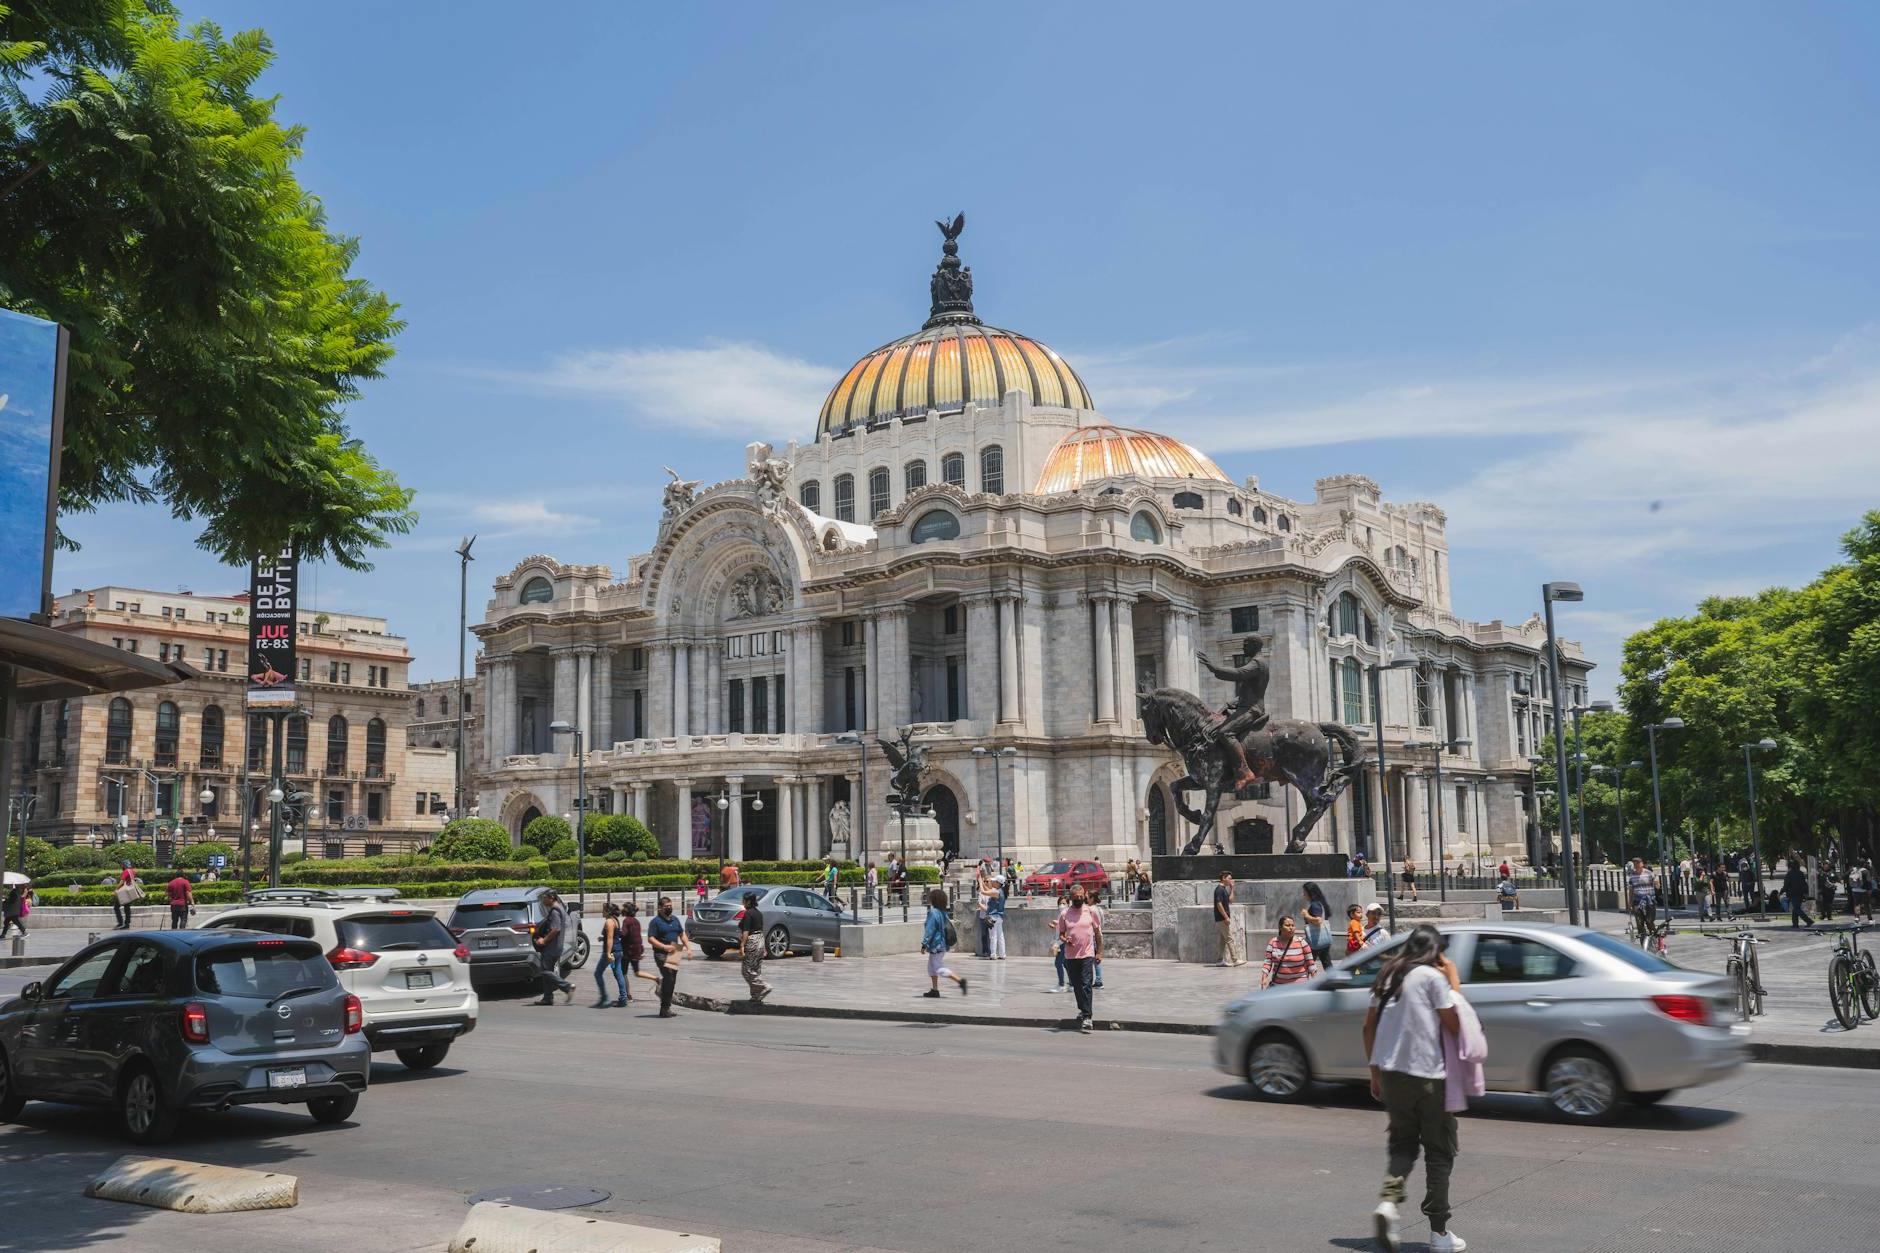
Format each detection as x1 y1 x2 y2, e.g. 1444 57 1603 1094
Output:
267 1066 307 1090
407 971 434 989
475 937 499 950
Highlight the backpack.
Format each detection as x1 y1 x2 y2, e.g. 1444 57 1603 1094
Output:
942 917 958 950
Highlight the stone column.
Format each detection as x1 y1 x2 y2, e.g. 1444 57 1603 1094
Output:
877 606 911 732
792 623 824 734
726 776 745 862
648 642 673 739
592 648 613 749
688 642 708 736
629 782 650 824
672 778 694 859
806 776 825 858
574 647 593 747
705 640 722 735
671 641 690 737
862 612 880 732
1406 772 1430 865
778 777 798 861
996 594 1021 726
1161 607 1186 696
963 595 998 731
552 648 580 741
1092 595 1117 725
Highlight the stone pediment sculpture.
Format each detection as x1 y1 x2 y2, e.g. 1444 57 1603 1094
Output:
661 466 701 523
747 441 792 514
726 567 786 620
828 799 852 847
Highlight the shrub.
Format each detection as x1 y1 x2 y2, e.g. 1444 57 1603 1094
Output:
433 817 512 862
513 844 542 862
177 841 235 869
586 814 659 859
103 841 156 869
56 845 110 871
521 815 571 849
545 837 578 860
630 850 650 862
22 836 57 878
598 849 629 863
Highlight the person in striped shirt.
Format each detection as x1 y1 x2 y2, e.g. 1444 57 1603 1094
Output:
1260 914 1322 989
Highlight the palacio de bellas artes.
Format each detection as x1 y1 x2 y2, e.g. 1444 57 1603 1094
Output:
473 218 1592 878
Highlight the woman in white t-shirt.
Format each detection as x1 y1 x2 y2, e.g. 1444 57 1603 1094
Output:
1362 924 1467 1253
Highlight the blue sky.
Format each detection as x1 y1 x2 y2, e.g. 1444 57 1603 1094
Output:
56 3 1880 692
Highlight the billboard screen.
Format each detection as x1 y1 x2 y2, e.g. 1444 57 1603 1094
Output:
247 544 299 706
0 308 68 621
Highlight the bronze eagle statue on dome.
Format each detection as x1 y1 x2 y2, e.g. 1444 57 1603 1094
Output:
935 212 965 242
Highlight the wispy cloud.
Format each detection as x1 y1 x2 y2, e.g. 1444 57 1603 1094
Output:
492 342 832 437
468 498 597 536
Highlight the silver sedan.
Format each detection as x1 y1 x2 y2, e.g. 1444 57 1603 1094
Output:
1214 920 1750 1124
688 886 847 959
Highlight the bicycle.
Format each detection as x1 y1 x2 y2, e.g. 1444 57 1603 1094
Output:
1826 924 1880 1031
1704 930 1766 1020
1630 902 1671 956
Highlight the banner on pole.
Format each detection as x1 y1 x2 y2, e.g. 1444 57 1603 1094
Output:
246 544 298 706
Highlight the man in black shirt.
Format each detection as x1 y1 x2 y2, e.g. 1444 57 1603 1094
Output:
1782 858 1815 928
739 890 772 1003
533 890 575 1005
1213 871 1244 967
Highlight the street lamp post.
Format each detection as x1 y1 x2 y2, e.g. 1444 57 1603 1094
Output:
1403 737 1471 902
548 720 586 913
971 745 1018 866
1366 656 1421 933
1644 717 1685 924
455 535 476 819
1741 737 1777 918
1541 581 1586 925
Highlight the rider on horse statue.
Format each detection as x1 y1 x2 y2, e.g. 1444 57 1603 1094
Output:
1196 636 1270 793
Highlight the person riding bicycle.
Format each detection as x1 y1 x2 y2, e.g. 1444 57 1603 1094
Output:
1626 858 1659 936
1196 637 1270 793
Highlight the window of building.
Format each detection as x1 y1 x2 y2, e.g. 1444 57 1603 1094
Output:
154 696 179 767
1130 511 1162 542
910 510 961 543
325 787 344 823
216 649 228 672
752 675 769 731
833 474 855 522
979 445 1004 494
1227 498 1243 516
128 602 140 613
114 601 126 611
365 719 386 777
726 635 743 658
416 792 428 816
339 662 351 685
752 632 768 656
105 698 132 764
942 452 966 488
1229 606 1259 634
126 639 139 653
774 672 786 732
156 642 171 662
632 689 645 739
415 698 425 718
843 667 857 730
53 700 67 763
519 577 554 604
868 467 890 518
629 648 644 672
202 645 214 669
431 792 445 814
286 715 309 774
1341 656 1366 725
946 657 962 720
1456 785 1468 832
200 705 224 767
728 678 745 732
366 791 384 824
161 606 172 618
904 460 927 493
327 715 349 774
298 658 311 682
943 605 960 635
1172 490 1204 510
841 621 856 647
326 660 339 683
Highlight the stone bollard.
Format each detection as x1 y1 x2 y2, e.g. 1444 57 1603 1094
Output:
811 939 826 962
8 935 21 957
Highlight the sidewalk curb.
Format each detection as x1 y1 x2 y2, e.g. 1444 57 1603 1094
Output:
1750 1040 1880 1069
0 956 64 969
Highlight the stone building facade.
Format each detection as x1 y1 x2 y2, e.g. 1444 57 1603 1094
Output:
475 229 1590 870
406 675 483 810
11 587 439 855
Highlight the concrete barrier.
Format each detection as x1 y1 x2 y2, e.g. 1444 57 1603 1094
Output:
448 1201 719 1252
84 1155 298 1213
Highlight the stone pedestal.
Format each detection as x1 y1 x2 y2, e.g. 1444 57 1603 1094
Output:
1150 873 1371 964
880 813 944 868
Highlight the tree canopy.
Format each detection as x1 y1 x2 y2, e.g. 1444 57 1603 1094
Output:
0 0 412 569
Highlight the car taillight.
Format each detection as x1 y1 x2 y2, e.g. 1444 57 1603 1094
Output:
180 1002 209 1043
1651 994 1709 1025
343 993 363 1034
452 945 469 961
327 946 380 970
509 922 534 935
734 909 746 921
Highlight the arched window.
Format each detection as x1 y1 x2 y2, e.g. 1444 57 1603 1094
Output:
365 718 387 777
1172 490 1204 510
326 715 350 774
1278 515 1292 532
199 704 224 767
910 510 961 543
833 473 855 522
1337 591 1361 637
1226 498 1243 516
414 697 425 718
154 701 179 766
941 452 966 488
1130 511 1162 542
1341 656 1365 724
979 445 1004 494
799 480 821 512
904 460 927 493
1253 505 1268 524
285 715 309 774
439 695 449 716
868 467 890 518
519 576 553 604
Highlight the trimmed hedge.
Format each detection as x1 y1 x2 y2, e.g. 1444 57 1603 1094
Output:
280 857 855 886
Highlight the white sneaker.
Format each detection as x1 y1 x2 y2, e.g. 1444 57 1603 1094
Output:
1430 1232 1466 1252
1372 1201 1400 1253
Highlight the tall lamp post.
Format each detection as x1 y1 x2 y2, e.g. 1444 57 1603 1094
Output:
835 732 868 865
1366 656 1421 933
1403 737 1471 901
548 720 586 913
1741 737 1777 918
454 535 476 819
1643 716 1685 923
971 745 1018 865
1540 581 1587 924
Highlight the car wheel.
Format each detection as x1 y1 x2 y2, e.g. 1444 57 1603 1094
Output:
0 1048 23 1122
309 1091 358 1125
1243 1032 1312 1102
766 924 792 959
565 931 591 972
395 1043 450 1071
1631 1089 1673 1107
121 1066 180 1145
1542 1046 1624 1125
700 942 727 960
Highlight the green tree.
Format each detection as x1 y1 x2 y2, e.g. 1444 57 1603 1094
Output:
0 1 412 568
433 818 510 863
585 813 658 859
522 814 571 849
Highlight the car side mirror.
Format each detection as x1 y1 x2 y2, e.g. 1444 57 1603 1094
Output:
20 982 42 1002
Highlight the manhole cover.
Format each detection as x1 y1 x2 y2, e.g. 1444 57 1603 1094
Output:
466 1185 611 1211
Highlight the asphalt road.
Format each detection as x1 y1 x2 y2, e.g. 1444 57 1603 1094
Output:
1 970 1876 1253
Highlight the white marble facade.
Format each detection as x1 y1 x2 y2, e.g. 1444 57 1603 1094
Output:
474 235 1590 870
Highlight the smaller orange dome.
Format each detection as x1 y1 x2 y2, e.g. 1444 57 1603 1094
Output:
1033 423 1231 494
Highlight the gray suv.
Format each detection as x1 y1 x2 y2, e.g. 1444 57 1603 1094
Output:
0 930 371 1143
447 887 589 988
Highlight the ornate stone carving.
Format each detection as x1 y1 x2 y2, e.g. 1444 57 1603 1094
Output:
727 568 786 620
747 441 792 513
661 467 700 522
924 213 978 328
828 799 852 848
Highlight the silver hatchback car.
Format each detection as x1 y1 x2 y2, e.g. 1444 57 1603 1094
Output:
1215 920 1749 1124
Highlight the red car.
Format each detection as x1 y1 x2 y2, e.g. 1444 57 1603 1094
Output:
1023 860 1109 897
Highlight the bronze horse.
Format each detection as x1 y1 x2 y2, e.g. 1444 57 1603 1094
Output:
1138 686 1365 856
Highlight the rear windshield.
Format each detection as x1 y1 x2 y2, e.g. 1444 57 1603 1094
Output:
1578 931 1678 973
448 901 533 928
338 913 458 951
713 887 773 902
1039 862 1071 874
196 944 334 998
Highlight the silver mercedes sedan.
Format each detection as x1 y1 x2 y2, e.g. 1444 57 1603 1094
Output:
1214 920 1750 1124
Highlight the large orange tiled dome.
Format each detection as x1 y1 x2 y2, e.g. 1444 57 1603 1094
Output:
1033 423 1231 494
816 322 1093 436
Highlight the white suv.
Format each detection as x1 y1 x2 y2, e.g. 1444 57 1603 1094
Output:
204 889 477 1070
